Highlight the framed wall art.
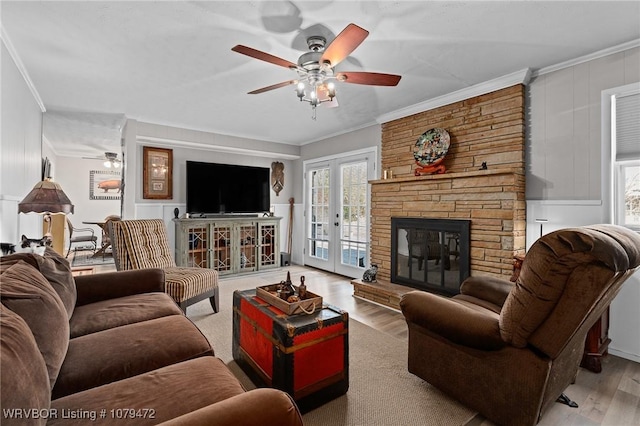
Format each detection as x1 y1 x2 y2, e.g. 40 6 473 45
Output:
90 170 122 200
143 146 173 199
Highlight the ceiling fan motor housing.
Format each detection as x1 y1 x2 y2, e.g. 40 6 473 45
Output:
306 36 326 52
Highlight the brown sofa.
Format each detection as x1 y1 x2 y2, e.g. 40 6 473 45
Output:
0 248 303 426
400 224 640 426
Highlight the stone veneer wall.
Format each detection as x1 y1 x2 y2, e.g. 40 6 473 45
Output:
371 85 526 281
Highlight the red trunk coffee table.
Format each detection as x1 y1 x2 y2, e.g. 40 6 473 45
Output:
232 289 349 412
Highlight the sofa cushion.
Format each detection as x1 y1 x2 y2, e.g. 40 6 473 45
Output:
69 292 182 338
0 261 69 388
49 357 245 425
54 315 214 398
0 248 76 317
0 304 51 426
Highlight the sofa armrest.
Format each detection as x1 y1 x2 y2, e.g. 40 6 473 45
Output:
157 388 303 426
400 290 505 350
75 269 165 306
459 275 514 308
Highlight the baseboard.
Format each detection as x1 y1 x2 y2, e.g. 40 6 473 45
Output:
608 348 640 364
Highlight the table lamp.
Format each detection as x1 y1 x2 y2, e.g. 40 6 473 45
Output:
18 178 74 245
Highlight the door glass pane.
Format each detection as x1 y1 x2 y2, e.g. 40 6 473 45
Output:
340 161 368 268
309 168 330 260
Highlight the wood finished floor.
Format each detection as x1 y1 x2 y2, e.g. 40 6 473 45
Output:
86 260 640 425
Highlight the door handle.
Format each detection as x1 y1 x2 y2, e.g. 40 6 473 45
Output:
334 222 339 226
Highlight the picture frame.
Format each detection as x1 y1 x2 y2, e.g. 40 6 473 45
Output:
143 146 173 199
90 170 122 200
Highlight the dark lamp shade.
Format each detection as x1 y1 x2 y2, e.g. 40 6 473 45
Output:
18 180 74 214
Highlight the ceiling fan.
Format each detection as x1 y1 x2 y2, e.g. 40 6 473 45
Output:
232 23 401 118
83 152 122 168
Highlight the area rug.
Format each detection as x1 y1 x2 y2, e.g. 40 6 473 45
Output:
187 267 476 426
70 252 114 267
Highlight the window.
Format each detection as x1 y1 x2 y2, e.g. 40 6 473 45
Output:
612 90 640 231
615 163 640 230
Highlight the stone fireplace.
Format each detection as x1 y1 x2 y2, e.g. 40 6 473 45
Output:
353 85 526 309
391 217 470 296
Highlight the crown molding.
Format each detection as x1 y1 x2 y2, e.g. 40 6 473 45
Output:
300 120 380 145
136 136 301 160
1 27 46 112
376 68 531 124
532 39 640 78
42 134 59 156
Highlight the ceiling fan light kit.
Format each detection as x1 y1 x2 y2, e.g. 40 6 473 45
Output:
103 152 121 168
232 23 401 120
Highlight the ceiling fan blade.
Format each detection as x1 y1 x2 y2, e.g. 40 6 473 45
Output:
248 80 297 94
336 71 401 86
320 23 369 67
232 45 297 69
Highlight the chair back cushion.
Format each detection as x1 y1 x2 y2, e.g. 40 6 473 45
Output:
110 219 176 270
499 225 640 355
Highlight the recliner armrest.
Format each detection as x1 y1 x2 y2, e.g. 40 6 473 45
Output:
400 290 505 350
156 388 303 426
75 269 165 306
459 275 514 308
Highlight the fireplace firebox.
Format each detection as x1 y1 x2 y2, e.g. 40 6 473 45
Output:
391 218 470 296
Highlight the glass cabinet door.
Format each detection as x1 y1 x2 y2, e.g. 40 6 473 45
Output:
259 221 278 268
186 225 209 268
211 223 232 274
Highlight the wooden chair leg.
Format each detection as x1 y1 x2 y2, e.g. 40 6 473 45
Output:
209 287 220 313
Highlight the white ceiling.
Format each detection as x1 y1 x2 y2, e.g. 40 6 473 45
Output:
2 1 640 157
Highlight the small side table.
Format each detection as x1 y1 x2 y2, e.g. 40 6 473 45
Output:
580 307 610 373
71 266 95 276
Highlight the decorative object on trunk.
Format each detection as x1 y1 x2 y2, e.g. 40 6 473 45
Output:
271 161 284 195
298 275 307 299
413 128 450 175
362 263 378 283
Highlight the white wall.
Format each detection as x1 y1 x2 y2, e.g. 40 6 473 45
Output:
527 46 640 201
526 46 640 362
54 156 121 247
0 40 44 246
122 120 301 257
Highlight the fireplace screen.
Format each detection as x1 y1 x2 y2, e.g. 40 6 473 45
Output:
391 218 470 295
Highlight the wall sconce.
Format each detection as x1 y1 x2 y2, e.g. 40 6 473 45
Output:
18 179 74 245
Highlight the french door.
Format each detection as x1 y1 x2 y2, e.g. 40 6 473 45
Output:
304 150 375 278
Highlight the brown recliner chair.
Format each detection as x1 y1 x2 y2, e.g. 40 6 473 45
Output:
400 224 640 426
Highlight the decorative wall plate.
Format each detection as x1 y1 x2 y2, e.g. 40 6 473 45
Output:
413 128 450 175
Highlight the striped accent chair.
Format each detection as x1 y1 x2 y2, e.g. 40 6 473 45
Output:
109 219 219 314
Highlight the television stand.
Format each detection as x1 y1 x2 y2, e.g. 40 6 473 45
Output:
190 213 264 219
174 216 281 276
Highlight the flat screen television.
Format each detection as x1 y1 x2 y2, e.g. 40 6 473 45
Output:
186 161 270 215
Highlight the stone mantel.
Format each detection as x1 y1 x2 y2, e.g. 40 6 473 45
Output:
370 167 524 186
